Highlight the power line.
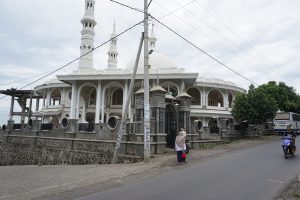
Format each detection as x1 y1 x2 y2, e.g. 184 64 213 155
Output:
108 0 258 85
109 0 144 14
148 0 153 7
156 0 293 87
0 71 52 87
171 0 265 66
193 0 294 85
18 20 143 90
150 14 258 86
156 0 197 20
153 1 248 63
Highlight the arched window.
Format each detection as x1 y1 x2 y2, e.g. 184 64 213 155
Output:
208 89 223 107
196 121 203 132
187 88 201 105
89 89 96 105
50 88 61 106
112 88 123 105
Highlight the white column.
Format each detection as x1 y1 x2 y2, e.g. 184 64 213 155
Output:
61 88 65 106
82 102 86 121
35 98 40 111
224 91 229 109
202 89 205 107
95 81 102 123
70 81 78 119
9 94 14 121
46 90 51 106
42 92 46 107
100 87 106 123
122 80 128 116
204 89 208 107
76 88 81 119
129 98 132 121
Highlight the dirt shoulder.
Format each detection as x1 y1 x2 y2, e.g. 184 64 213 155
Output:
275 174 300 200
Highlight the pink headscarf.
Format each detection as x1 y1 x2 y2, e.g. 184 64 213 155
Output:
175 129 186 148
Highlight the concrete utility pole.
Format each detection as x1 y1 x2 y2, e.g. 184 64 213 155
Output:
112 33 144 164
143 0 151 163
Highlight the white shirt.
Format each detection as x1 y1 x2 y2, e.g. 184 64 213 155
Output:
175 142 186 151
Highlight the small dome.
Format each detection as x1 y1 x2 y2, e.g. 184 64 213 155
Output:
150 85 167 93
125 51 179 72
135 88 144 94
176 92 192 99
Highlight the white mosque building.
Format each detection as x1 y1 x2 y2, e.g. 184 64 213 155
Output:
3 0 245 155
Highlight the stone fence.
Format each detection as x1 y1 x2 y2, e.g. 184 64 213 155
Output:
0 134 141 166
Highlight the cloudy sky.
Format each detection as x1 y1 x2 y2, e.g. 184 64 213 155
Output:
0 0 299 125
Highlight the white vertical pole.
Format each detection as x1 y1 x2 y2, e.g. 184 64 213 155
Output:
70 81 77 119
112 33 144 164
95 81 101 123
143 0 151 163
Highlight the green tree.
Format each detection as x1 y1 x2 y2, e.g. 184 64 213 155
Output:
231 84 278 125
257 81 300 112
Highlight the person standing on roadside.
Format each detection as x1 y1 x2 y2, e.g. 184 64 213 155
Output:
175 128 186 165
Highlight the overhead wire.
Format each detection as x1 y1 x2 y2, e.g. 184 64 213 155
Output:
153 1 250 62
156 0 197 19
150 14 258 85
0 20 143 103
109 0 143 14
0 71 50 87
109 0 258 85
18 20 143 90
148 0 153 7
193 0 294 85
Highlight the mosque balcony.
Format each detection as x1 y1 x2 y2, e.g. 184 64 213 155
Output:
104 107 122 114
44 105 63 109
81 29 95 36
80 16 97 25
190 105 204 109
110 105 122 109
190 109 232 118
206 106 226 111
87 105 96 109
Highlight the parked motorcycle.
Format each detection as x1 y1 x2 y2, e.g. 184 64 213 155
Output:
282 136 296 159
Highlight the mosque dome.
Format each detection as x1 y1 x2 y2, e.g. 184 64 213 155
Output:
125 51 179 72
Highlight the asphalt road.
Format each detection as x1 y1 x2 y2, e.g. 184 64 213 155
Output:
76 138 300 200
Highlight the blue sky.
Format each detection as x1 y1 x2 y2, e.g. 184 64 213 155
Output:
0 0 299 125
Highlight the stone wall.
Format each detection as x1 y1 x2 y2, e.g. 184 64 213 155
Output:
0 135 141 166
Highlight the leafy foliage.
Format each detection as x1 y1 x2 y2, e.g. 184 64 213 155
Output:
257 81 300 113
231 84 278 124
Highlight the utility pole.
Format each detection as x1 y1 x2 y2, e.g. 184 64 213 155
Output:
112 33 144 164
143 0 151 163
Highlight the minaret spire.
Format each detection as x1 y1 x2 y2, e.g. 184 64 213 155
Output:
78 0 97 70
149 25 157 52
107 20 118 68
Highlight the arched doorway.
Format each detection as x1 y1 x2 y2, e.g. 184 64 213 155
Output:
165 104 177 148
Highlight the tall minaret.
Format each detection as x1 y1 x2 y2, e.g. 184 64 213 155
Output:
149 25 157 52
107 21 118 69
78 0 97 70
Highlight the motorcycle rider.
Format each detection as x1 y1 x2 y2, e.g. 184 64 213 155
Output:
284 125 296 152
